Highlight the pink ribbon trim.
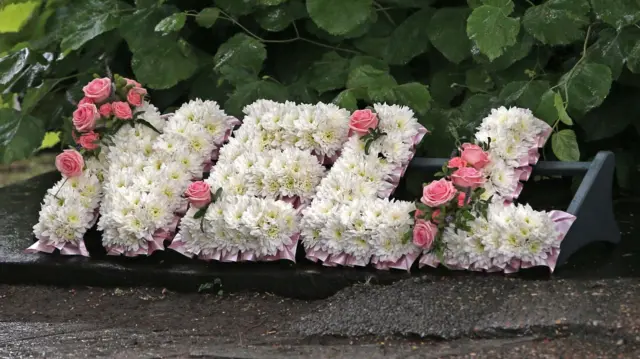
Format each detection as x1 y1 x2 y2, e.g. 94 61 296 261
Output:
26 238 90 257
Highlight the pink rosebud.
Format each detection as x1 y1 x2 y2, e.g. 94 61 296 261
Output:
447 156 467 169
451 167 485 189
78 97 93 106
72 103 99 132
82 78 112 103
185 181 211 209
112 101 133 120
126 87 147 107
124 78 142 88
414 209 424 219
421 178 457 207
77 131 100 150
431 209 441 223
413 220 438 249
457 192 468 207
460 143 490 169
55 149 84 177
99 103 112 117
349 109 379 136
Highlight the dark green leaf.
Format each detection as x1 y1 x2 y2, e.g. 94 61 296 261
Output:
349 55 389 73
628 40 640 73
214 33 267 86
427 7 471 64
479 32 535 72
0 48 29 87
306 0 373 35
193 206 208 219
585 28 639 80
308 51 349 94
137 119 162 134
0 108 45 164
428 69 465 107
256 0 305 32
353 35 390 59
121 8 199 89
347 65 397 90
392 82 432 115
561 62 612 115
384 8 433 65
465 67 494 93
522 0 590 45
154 12 186 34
258 0 288 5
534 89 560 126
225 80 288 117
577 86 640 141
196 7 220 28
60 0 131 52
466 4 520 61
498 80 550 111
214 0 257 16
551 129 580 161
332 89 358 110
214 187 223 201
364 138 373 155
590 0 640 29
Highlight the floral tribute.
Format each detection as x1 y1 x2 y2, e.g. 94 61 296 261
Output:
170 100 351 261
29 74 152 256
415 107 576 273
97 99 238 256
301 104 428 270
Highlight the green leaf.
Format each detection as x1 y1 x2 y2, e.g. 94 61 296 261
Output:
392 82 432 115
21 79 59 114
384 8 433 65
349 55 389 73
585 28 640 80
522 0 590 45
534 89 561 126
590 0 640 30
256 0 305 32
481 0 514 13
627 40 640 73
196 7 220 28
332 89 358 110
498 80 549 111
0 48 29 88
121 8 199 89
306 0 373 35
466 4 521 61
465 67 494 93
308 51 349 94
193 206 208 219
59 0 131 52
214 33 267 86
347 65 396 90
551 129 580 161
39 131 60 150
155 12 186 34
137 119 162 134
0 0 40 33
577 86 640 142
225 80 288 117
353 35 390 59
0 108 45 164
428 69 465 107
561 62 612 115
427 7 472 64
214 0 257 16
478 32 534 72
258 0 289 5
553 92 573 125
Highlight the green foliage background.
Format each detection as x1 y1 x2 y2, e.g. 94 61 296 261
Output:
1 0 640 192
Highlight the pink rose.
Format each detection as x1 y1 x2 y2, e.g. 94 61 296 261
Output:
112 101 133 120
99 103 112 117
431 209 441 223
421 178 457 207
124 78 142 88
82 78 112 103
457 192 468 207
349 109 379 135
78 97 93 106
78 131 100 150
451 167 485 189
460 143 490 169
447 156 467 169
185 181 211 208
72 103 99 132
413 220 438 249
126 87 147 107
55 149 84 177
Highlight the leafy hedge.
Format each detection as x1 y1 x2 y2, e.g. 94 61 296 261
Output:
1 0 640 191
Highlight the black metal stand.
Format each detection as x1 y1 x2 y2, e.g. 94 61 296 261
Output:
408 151 620 267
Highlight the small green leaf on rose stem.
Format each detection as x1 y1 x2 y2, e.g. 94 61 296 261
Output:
214 187 223 201
434 171 444 176
193 206 208 219
416 202 430 211
364 138 373 155
409 210 416 218
553 92 573 125
155 13 187 35
137 119 162 134
196 7 220 28
551 129 580 162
